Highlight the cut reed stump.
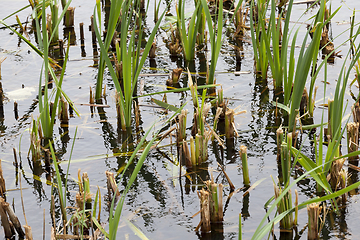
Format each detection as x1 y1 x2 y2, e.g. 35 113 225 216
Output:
64 7 75 27
207 181 223 223
80 22 86 57
1 198 25 238
197 180 224 233
59 97 69 126
0 82 4 119
177 109 187 146
14 101 19 120
347 122 359 161
105 171 120 199
197 189 211 233
352 102 360 124
0 57 6 80
149 42 156 59
0 160 5 199
329 158 346 191
0 197 14 238
225 109 235 138
24 225 33 240
307 203 320 240
240 145 250 186
172 67 183 84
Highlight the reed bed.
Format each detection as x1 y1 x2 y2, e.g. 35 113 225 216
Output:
1 0 360 239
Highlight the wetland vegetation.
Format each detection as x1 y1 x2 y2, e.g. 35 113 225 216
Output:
1 0 360 239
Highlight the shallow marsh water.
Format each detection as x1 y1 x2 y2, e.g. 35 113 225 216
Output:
1 0 360 239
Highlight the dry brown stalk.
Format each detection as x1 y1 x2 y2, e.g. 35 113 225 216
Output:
24 225 33 240
225 109 235 138
328 158 346 191
105 171 120 197
59 97 69 125
0 57 6 79
0 197 14 237
149 42 156 59
55 234 91 239
198 189 211 233
217 162 235 191
0 159 5 198
171 68 183 84
352 102 360 124
1 198 25 237
307 203 320 240
347 122 359 161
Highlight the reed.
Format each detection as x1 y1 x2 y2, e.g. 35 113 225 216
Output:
347 122 359 161
249 0 270 79
177 109 188 146
198 189 211 233
93 0 167 129
265 0 294 89
240 145 250 186
307 203 320 240
176 0 202 62
172 68 183 85
0 160 5 199
0 197 13 238
207 180 223 223
92 107 185 239
200 0 225 84
64 6 75 28
225 109 235 138
252 163 360 239
287 1 327 132
273 184 293 230
238 213 242 240
197 178 224 233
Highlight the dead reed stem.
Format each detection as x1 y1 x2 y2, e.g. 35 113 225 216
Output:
198 189 211 233
347 122 359 161
307 203 320 240
24 225 33 240
0 159 5 198
149 42 156 59
0 57 6 79
1 198 25 238
14 101 19 120
171 68 183 84
105 171 120 198
225 109 235 138
0 197 14 238
328 158 345 190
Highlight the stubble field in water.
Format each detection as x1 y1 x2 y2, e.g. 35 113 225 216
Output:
1 0 360 239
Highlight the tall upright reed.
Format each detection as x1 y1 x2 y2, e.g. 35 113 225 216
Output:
176 0 202 62
287 0 326 132
93 0 166 130
250 0 270 79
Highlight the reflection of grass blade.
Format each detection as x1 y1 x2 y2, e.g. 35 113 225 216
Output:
151 98 179 112
50 143 67 225
125 218 150 240
91 105 185 239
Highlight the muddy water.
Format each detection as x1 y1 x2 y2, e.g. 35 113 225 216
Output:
1 0 360 239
